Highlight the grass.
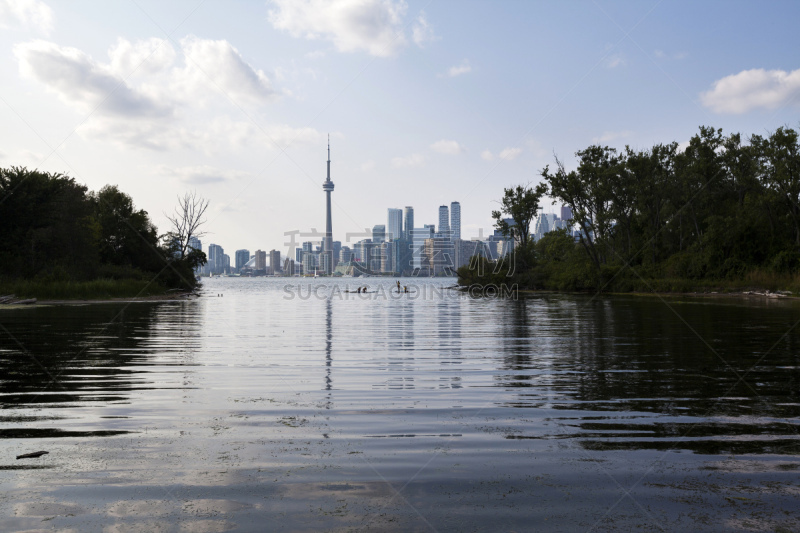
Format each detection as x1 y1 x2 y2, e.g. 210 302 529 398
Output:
0 278 171 300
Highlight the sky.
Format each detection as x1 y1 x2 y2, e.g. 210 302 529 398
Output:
2 0 799 258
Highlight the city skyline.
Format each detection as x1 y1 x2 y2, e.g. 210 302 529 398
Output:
1 1 798 254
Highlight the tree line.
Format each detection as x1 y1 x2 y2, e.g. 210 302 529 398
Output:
0 166 206 291
461 126 800 292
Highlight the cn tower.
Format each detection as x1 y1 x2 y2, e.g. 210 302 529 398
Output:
322 136 334 274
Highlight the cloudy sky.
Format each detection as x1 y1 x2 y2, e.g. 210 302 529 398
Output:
2 0 799 256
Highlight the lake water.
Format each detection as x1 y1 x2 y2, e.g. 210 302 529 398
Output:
1 277 800 531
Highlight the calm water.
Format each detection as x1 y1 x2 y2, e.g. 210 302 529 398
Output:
1 277 800 531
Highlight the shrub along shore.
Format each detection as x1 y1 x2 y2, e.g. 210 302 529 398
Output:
459 126 800 295
0 167 205 300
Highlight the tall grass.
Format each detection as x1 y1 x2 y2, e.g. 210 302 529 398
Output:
0 278 170 300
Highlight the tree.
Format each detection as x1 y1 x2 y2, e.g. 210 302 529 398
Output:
163 191 209 286
541 147 620 270
91 185 162 272
165 190 209 261
491 183 549 249
753 127 800 246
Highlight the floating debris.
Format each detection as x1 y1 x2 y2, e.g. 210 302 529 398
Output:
16 451 49 459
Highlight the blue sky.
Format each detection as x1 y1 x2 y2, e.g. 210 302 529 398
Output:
1 0 799 257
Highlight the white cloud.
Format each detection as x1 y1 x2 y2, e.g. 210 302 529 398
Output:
13 37 316 153
108 37 176 77
391 153 425 167
605 54 625 69
157 164 249 185
175 35 278 106
412 11 436 47
441 59 471 78
480 150 494 161
268 0 408 57
701 68 800 114
499 147 522 161
591 130 633 144
430 139 464 155
14 40 171 118
0 0 54 34
360 160 376 172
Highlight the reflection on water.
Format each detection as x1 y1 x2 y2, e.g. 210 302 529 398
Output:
1 278 800 531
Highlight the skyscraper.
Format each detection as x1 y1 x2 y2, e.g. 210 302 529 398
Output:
208 244 224 275
270 250 281 274
450 201 461 241
255 250 267 271
387 208 403 241
403 206 414 241
235 249 250 273
438 205 450 239
372 224 386 243
322 137 335 274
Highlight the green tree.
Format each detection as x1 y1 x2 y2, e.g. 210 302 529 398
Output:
491 183 548 249
91 185 163 273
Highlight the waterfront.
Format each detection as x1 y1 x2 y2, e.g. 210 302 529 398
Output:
1 277 800 531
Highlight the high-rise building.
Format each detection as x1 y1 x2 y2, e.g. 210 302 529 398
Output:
372 224 386 243
322 138 335 275
332 241 341 268
387 208 403 241
380 241 393 273
450 201 461 241
403 206 414 241
269 250 281 274
235 249 250 273
188 236 202 253
423 237 455 276
411 226 435 269
339 246 352 264
283 258 295 276
561 205 573 222
208 244 224 275
255 250 267 271
223 254 231 274
438 205 450 239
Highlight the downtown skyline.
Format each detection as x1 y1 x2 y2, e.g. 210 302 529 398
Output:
1 1 799 254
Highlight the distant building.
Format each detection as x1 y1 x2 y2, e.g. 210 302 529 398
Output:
454 238 483 269
438 205 450 239
270 249 281 274
283 258 295 276
207 244 224 275
188 236 202 253
423 237 455 276
380 241 393 273
534 212 558 241
372 224 386 243
403 206 414 241
450 201 461 241
387 208 403 241
561 205 573 222
332 241 341 268
188 237 202 273
223 254 231 274
235 249 250 273
339 246 352 264
255 250 267 271
411 226 435 269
